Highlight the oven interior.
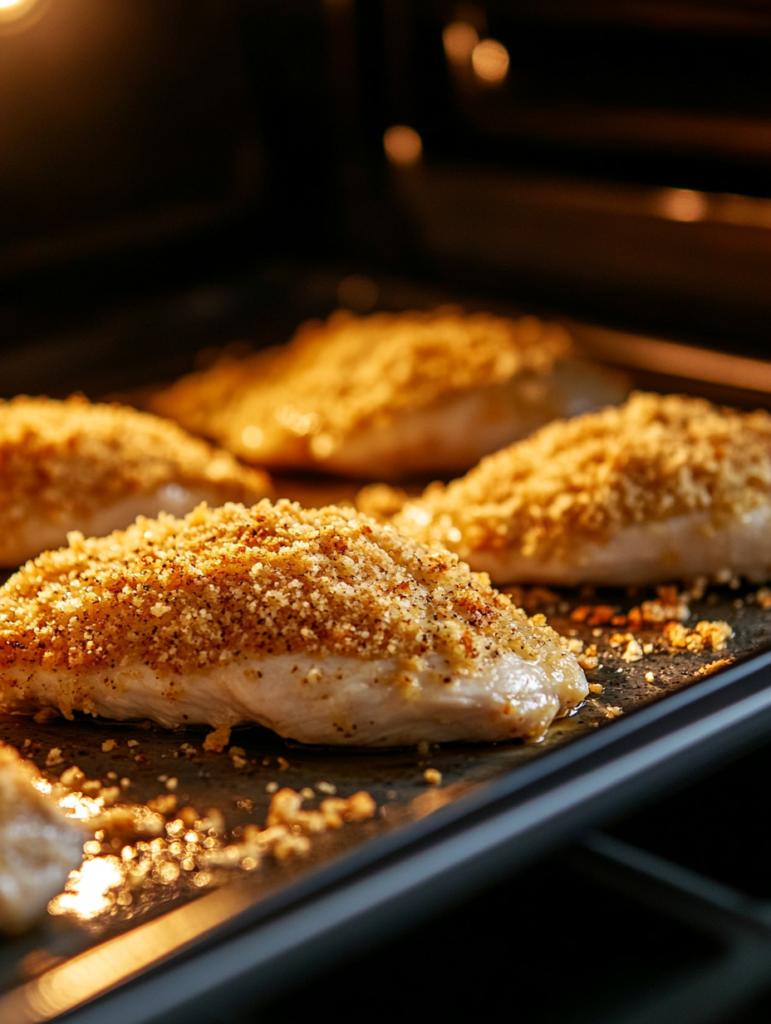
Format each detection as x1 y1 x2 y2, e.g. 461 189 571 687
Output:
2 2 771 1022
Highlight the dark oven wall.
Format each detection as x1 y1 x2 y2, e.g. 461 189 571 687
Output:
342 0 771 355
2 0 771 360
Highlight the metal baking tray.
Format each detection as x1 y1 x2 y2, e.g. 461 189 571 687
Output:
3 268 771 1023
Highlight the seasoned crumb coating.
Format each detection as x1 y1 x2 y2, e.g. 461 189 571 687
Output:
367 392 771 569
0 395 272 564
0 499 567 675
0 500 586 744
149 307 572 473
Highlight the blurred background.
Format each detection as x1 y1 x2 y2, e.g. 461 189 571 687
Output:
2 0 771 398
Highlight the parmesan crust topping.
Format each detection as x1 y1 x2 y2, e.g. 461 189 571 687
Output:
0 395 272 532
379 393 771 561
0 499 571 680
150 308 571 466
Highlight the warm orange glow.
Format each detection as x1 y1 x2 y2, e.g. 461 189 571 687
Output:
443 21 479 64
471 39 510 84
0 0 43 22
49 857 126 922
383 125 423 167
660 188 707 223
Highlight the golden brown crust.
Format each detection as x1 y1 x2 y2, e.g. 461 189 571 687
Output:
0 395 273 531
381 393 771 560
150 308 571 467
0 499 569 677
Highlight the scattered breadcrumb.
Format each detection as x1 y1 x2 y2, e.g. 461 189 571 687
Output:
147 794 177 815
277 757 290 770
47 783 378 924
577 642 599 671
692 658 734 678
203 727 231 754
588 683 604 694
267 787 376 835
621 638 644 663
663 620 733 653
644 671 656 684
423 768 442 785
316 781 337 795
32 708 60 724
101 739 117 753
572 605 617 626
45 747 64 768
604 706 624 719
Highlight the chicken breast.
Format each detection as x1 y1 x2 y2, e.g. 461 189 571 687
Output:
358 393 771 586
149 308 628 479
0 742 84 933
0 395 273 566
0 500 587 746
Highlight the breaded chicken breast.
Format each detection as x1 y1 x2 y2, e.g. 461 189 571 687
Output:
358 393 771 586
0 395 272 566
149 308 627 479
0 500 587 746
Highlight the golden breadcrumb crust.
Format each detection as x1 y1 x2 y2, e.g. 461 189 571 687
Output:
150 307 571 466
376 393 771 559
0 499 571 677
0 395 272 530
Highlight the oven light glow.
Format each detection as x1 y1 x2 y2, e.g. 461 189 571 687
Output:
383 125 423 167
443 21 479 64
471 39 510 85
0 0 46 25
660 188 708 223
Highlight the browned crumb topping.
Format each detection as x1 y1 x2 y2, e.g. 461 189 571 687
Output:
384 393 771 559
0 395 272 529
150 308 571 465
0 498 571 677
